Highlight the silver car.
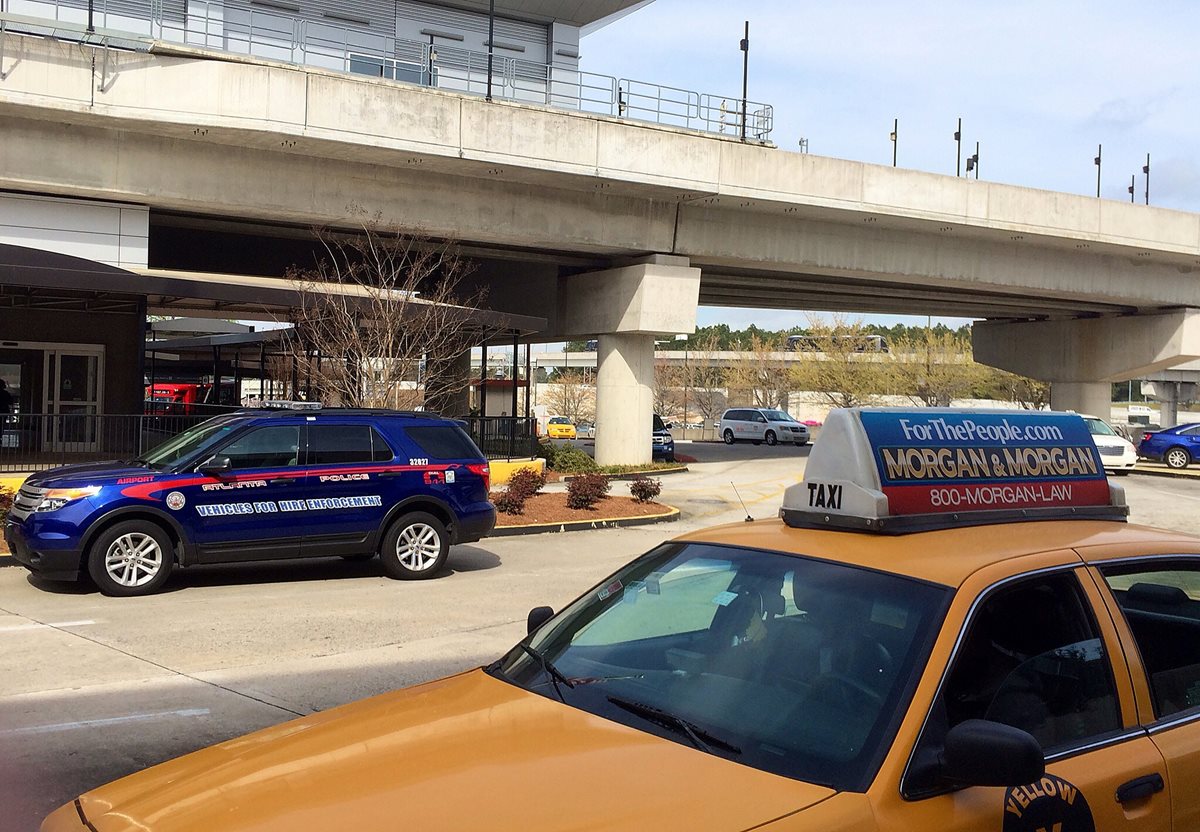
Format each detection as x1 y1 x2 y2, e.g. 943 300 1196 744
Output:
718 407 810 446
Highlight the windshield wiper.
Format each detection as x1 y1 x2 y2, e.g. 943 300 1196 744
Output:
607 695 741 756
519 643 575 702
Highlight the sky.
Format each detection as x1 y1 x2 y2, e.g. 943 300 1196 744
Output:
579 0 1200 332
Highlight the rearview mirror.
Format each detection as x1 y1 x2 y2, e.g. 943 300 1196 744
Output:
942 720 1044 788
199 456 233 478
527 606 554 635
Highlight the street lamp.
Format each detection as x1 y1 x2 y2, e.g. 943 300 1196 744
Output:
1128 174 1136 203
739 21 750 142
965 141 979 179
954 117 962 176
1143 153 1151 205
486 0 495 101
890 118 897 167
426 34 438 86
1094 144 1102 198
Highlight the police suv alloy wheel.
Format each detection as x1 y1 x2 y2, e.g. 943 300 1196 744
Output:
1166 447 1190 469
723 430 735 445
380 512 449 580
765 430 778 446
87 520 174 597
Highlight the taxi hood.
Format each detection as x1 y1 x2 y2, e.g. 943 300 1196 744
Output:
25 461 157 489
75 670 833 831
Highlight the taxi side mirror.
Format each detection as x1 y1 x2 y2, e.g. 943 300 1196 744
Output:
527 606 554 635
941 720 1044 788
199 456 233 478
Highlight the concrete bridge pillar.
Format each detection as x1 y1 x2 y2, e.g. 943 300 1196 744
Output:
1049 382 1112 419
558 255 701 466
975 309 1200 421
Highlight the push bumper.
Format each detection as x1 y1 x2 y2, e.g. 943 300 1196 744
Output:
4 521 82 581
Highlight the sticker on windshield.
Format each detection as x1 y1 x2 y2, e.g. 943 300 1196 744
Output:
713 590 738 607
597 579 623 601
1003 774 1094 832
622 580 646 603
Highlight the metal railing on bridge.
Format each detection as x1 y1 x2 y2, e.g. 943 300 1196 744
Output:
0 0 774 141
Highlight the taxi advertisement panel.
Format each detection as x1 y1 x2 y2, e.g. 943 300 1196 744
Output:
858 410 1109 515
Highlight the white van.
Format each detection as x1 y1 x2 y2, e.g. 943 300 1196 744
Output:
718 408 810 446
1081 414 1137 474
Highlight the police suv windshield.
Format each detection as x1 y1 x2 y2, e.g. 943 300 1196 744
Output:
138 418 241 469
493 543 949 791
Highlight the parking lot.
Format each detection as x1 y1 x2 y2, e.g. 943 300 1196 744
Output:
2 441 1199 830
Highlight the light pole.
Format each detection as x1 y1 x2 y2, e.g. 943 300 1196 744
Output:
954 118 962 176
739 21 750 142
1094 144 1102 198
890 118 897 167
426 34 437 86
1128 174 1136 203
965 141 979 179
1144 153 1151 205
485 0 495 102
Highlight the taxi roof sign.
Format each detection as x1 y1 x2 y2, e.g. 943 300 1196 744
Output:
782 408 1128 534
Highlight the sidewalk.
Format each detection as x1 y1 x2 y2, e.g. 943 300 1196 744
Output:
1130 462 1200 480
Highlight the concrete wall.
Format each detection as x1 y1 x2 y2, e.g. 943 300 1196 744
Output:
0 194 148 270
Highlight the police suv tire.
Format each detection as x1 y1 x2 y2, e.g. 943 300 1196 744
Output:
765 431 777 446
1166 447 1190 469
380 512 449 580
723 430 735 445
87 520 174 597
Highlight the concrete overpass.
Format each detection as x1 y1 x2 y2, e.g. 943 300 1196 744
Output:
3 31 1200 461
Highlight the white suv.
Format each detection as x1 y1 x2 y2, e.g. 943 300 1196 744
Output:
718 408 810 446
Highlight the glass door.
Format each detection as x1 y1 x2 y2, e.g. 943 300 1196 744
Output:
43 350 104 452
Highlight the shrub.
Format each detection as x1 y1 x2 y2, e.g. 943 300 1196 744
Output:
540 441 598 473
493 466 547 516
0 488 11 526
629 475 662 504
566 473 610 510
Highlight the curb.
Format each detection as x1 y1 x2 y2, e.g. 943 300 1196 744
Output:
560 466 689 482
492 506 680 536
0 554 18 568
1129 466 1200 481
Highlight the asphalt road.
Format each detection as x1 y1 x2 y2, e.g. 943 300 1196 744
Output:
0 444 1195 831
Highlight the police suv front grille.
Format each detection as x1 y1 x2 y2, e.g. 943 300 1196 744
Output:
10 486 44 521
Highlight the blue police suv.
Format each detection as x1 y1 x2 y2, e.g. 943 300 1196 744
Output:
4 407 496 596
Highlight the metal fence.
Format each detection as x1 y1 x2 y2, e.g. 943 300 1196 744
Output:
459 416 539 462
0 413 213 473
0 0 774 140
0 412 540 472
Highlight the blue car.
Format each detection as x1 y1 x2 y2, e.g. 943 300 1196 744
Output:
652 414 675 462
1137 423 1200 469
4 407 495 596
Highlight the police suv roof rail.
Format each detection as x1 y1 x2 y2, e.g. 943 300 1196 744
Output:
781 407 1129 535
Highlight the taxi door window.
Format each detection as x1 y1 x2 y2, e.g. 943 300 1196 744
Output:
218 426 300 470
1101 562 1200 719
944 574 1121 750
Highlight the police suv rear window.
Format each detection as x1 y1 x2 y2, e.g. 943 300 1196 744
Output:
308 425 392 464
404 425 482 460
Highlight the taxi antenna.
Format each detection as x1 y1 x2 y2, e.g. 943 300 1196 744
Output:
730 482 753 522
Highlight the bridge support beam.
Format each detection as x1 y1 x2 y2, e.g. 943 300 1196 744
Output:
558 256 701 466
974 309 1200 420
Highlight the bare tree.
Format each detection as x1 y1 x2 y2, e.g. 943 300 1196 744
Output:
983 369 1052 410
544 370 595 423
653 359 683 420
791 316 884 409
884 329 986 407
677 332 727 425
279 220 493 410
727 334 790 408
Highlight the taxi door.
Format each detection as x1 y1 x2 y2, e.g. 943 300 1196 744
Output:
867 555 1170 832
1086 551 1200 832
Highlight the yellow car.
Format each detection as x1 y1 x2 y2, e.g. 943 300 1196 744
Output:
45 409 1200 831
545 416 577 440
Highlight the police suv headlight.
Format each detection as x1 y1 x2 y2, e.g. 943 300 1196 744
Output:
36 486 101 513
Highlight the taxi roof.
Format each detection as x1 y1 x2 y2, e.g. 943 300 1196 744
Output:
673 518 1199 588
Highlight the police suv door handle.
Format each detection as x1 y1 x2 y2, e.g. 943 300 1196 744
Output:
269 476 298 485
1115 773 1164 804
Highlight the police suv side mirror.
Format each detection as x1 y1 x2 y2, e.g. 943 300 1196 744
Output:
941 720 1045 788
199 456 233 478
527 606 554 635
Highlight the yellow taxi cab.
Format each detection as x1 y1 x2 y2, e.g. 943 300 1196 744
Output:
546 416 577 440
44 408 1200 831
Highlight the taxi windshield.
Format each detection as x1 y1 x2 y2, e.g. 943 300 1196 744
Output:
493 543 950 791
549 417 571 424
138 418 240 469
764 410 794 422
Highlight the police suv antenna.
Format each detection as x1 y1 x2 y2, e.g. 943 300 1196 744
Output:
730 482 754 522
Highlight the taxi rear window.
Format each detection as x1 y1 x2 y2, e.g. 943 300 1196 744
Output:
404 425 483 460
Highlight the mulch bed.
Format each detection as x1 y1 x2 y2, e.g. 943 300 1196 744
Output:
492 492 671 526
